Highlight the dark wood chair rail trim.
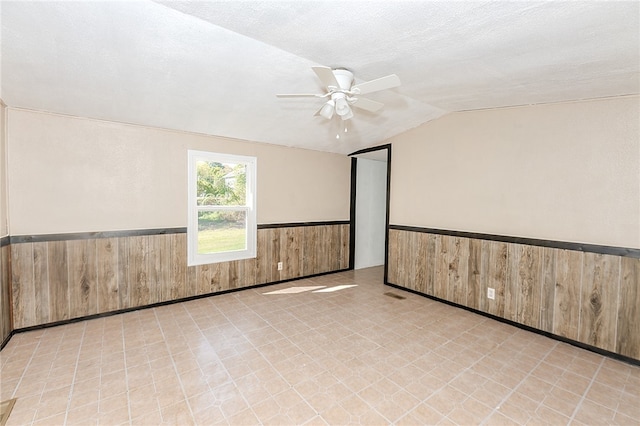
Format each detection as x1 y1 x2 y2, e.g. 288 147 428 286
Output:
389 224 640 259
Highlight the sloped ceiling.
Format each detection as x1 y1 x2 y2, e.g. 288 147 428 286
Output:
1 1 638 154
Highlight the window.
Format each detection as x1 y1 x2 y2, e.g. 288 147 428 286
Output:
188 150 257 265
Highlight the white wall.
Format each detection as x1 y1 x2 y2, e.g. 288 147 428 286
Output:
390 96 640 248
7 108 351 234
355 158 387 269
0 101 7 237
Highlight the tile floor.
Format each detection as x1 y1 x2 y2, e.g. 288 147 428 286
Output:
0 266 638 425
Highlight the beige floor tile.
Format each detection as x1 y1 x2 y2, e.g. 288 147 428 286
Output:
1 266 638 426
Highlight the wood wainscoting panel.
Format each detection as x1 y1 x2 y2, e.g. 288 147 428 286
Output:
433 235 449 300
339 224 350 270
467 238 483 310
32 242 50 325
539 247 557 333
579 253 620 352
97 238 119 313
196 263 211 296
0 245 12 344
386 229 399 285
255 229 271 285
411 232 429 294
617 257 640 359
447 236 470 306
7 223 349 330
169 233 187 300
553 249 583 341
514 244 543 328
67 239 98 319
47 241 69 323
117 237 131 310
387 226 639 362
485 241 509 318
11 243 35 329
149 234 170 304
302 226 319 276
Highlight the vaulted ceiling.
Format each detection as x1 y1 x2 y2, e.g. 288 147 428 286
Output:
2 1 638 154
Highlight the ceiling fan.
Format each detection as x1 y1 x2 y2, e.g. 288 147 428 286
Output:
276 66 401 121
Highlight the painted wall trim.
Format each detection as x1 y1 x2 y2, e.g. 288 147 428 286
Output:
257 221 349 229
1 268 349 351
389 224 640 259
8 222 351 244
385 281 640 367
10 227 187 244
349 157 357 270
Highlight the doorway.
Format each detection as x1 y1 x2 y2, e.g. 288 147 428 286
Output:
348 144 391 280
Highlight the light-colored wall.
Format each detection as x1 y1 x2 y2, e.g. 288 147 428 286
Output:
7 108 350 235
355 158 387 269
390 96 640 249
0 100 7 237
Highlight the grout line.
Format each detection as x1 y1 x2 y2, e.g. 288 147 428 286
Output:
62 320 86 425
567 356 605 423
477 339 559 425
121 313 132 425
152 306 197 424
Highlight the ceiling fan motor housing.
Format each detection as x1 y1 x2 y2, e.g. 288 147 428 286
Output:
333 69 354 90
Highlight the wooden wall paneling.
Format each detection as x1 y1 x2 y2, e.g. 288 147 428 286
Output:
447 237 469 306
412 232 428 293
243 258 257 288
485 241 508 318
579 253 620 352
324 225 335 272
387 230 398 284
515 244 543 328
317 225 330 274
255 229 270 285
553 249 583 341
169 233 187 300
11 243 35 328
504 244 521 322
128 236 150 308
467 238 483 310
617 257 640 359
400 231 414 290
187 265 197 296
0 245 12 341
303 226 319 276
47 241 69 323
210 261 229 292
97 238 119 313
148 234 170 304
397 230 410 289
280 227 302 280
433 235 448 299
196 263 211 295
424 234 437 295
340 224 350 270
269 228 280 283
539 247 556 333
32 242 50 325
117 237 131 309
67 239 98 319
227 260 241 290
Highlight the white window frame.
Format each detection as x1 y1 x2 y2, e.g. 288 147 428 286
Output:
187 150 257 266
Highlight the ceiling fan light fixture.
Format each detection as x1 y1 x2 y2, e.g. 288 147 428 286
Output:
335 97 352 118
319 100 335 119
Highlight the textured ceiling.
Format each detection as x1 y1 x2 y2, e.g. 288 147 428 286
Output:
1 1 638 154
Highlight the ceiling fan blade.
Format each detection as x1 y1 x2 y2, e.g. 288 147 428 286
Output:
276 93 324 98
312 66 340 89
351 97 384 113
352 74 401 95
